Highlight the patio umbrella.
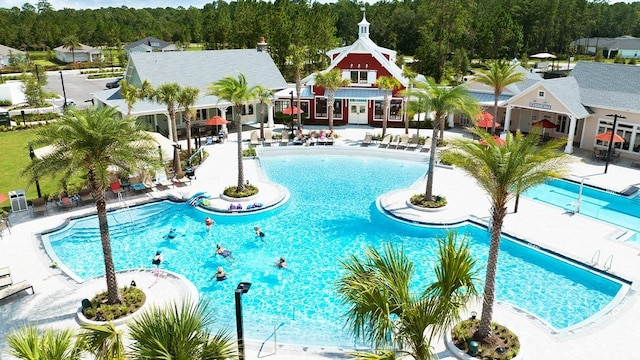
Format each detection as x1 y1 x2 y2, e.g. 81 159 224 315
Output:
479 134 506 146
282 106 303 115
205 115 228 134
0 193 8 204
532 119 556 137
530 52 557 59
595 131 625 143
475 111 500 130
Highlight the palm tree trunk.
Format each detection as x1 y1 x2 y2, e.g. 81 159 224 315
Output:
476 203 507 340
424 117 440 201
296 76 302 130
328 93 334 131
185 117 192 156
259 104 265 139
235 105 245 192
169 109 181 174
491 94 499 135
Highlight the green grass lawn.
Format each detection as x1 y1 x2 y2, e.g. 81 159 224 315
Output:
0 130 61 210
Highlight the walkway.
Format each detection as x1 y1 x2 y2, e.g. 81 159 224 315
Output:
1 125 639 359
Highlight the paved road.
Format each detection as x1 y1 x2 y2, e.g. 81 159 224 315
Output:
42 69 121 110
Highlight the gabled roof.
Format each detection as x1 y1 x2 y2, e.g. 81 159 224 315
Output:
570 62 640 112
538 77 590 118
124 37 174 51
0 44 25 57
572 36 640 50
53 43 100 53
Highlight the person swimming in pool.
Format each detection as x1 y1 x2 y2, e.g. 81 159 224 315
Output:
165 228 177 239
215 266 226 281
216 244 234 260
275 257 287 269
152 251 163 275
205 217 214 232
254 226 265 237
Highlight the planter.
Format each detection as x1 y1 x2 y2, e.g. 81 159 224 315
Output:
220 192 259 202
406 199 448 212
76 291 148 327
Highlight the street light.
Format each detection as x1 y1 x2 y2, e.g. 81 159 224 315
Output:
59 71 67 108
289 90 294 133
28 143 42 198
235 282 252 360
604 114 625 174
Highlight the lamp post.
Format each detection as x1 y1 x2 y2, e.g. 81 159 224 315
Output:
59 71 67 108
289 90 294 133
235 282 252 360
604 114 625 174
28 143 42 198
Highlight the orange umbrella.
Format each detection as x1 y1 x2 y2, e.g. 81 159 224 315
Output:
479 135 506 146
475 111 500 129
0 193 7 204
205 115 228 126
595 131 624 143
532 119 556 129
282 106 303 115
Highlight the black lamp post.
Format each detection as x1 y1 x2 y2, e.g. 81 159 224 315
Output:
28 143 42 198
289 90 294 133
235 282 252 360
604 114 625 174
59 71 67 108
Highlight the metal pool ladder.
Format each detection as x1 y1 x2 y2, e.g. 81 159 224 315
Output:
591 249 600 266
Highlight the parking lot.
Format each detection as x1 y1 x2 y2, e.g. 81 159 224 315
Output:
42 69 121 110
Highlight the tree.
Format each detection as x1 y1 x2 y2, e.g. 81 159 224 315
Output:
128 300 236 359
314 69 349 131
289 43 308 130
8 326 83 360
78 322 125 360
177 86 201 156
375 76 401 137
336 232 478 360
23 108 160 304
207 73 260 192
473 60 525 135
256 85 274 139
62 35 80 64
147 82 183 175
401 67 417 135
120 79 151 118
440 128 570 342
414 78 479 202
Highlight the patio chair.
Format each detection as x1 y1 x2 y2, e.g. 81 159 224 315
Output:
0 269 34 301
263 129 275 146
378 134 392 148
406 134 419 151
361 132 373 147
155 169 174 189
109 181 124 197
388 135 401 149
279 131 290 146
78 188 94 204
32 197 47 217
396 135 409 150
129 177 150 193
56 195 74 210
249 131 261 147
592 148 602 162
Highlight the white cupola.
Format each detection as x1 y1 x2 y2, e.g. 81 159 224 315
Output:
358 10 370 39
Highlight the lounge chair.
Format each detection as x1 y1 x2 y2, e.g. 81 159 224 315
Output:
56 196 74 210
396 135 409 150
0 269 34 301
249 131 261 147
388 135 401 149
378 134 392 148
263 129 275 146
78 188 94 204
406 134 419 151
32 197 47 217
361 133 373 147
155 169 174 189
129 177 150 193
173 174 192 187
279 131 290 146
109 181 124 197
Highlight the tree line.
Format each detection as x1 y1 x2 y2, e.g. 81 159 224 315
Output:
1 0 639 81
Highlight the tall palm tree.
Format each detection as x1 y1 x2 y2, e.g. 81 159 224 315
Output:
120 79 151 118
415 78 479 202
473 60 525 135
128 300 236 359
256 85 274 139
23 108 160 303
337 232 478 360
207 73 260 192
375 76 401 137
402 67 417 135
8 326 83 360
62 35 80 64
440 128 570 342
78 322 125 360
289 44 308 130
177 86 201 156
314 69 349 131
147 82 183 175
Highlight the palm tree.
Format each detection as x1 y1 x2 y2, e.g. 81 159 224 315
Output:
375 76 401 137
207 73 260 192
402 67 417 135
440 128 570 342
120 79 151 118
78 322 125 360
62 35 80 64
128 300 236 359
337 232 478 360
147 82 183 175
256 85 274 139
415 78 479 202
177 86 201 156
473 60 525 135
8 326 83 360
290 44 308 130
314 69 349 131
23 107 160 303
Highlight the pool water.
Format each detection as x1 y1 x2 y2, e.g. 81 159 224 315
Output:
44 155 626 347
523 179 640 243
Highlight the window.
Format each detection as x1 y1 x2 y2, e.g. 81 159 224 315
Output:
374 101 383 119
333 99 343 118
538 90 545 98
373 100 402 120
556 115 568 133
350 71 368 84
315 98 327 118
241 104 254 116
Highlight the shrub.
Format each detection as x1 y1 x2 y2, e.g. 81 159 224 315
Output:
82 286 146 321
451 319 520 360
242 148 256 157
410 193 447 208
223 184 258 198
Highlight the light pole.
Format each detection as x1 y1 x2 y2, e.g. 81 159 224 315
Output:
289 90 294 133
235 282 252 360
59 71 67 108
28 143 42 199
604 114 625 174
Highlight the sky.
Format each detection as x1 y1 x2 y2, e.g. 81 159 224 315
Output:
1 0 636 10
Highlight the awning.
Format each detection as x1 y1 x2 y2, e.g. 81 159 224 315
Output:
333 88 386 100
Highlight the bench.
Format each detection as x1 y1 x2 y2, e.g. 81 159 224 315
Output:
0 273 34 301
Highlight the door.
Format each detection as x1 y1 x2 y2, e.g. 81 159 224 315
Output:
519 110 532 133
349 99 368 124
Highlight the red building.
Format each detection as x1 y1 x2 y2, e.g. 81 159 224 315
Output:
275 12 424 128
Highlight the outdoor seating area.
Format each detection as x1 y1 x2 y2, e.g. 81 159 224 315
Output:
593 147 621 163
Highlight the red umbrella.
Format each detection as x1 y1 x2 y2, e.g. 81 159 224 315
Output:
479 135 506 146
595 131 625 143
205 115 228 126
475 111 500 129
532 119 556 129
0 193 7 204
282 106 303 115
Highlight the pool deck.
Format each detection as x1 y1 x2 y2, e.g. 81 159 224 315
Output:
1 125 640 359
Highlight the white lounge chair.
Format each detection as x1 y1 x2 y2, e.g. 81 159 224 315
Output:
378 134 392 148
0 269 34 301
279 131 290 146
388 135 401 149
249 131 261 147
155 169 174 189
264 129 275 146
361 133 373 147
406 134 419 151
396 135 409 150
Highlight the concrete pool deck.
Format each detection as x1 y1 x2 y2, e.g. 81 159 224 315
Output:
1 125 640 359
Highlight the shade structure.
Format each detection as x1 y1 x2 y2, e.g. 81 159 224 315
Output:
595 131 625 143
532 119 556 129
205 115 228 126
530 52 557 59
475 112 500 129
282 106 303 115
0 193 8 204
479 135 506 146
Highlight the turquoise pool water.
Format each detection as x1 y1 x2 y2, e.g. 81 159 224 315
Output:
44 155 626 347
523 179 640 244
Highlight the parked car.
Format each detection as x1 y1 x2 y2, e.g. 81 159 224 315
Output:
106 77 123 89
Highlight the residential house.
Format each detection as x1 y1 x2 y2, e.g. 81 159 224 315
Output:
572 36 640 59
0 44 26 67
54 43 101 63
275 12 424 127
124 37 178 54
92 40 287 141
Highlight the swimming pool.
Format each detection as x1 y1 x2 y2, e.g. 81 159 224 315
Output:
523 178 640 244
44 155 627 347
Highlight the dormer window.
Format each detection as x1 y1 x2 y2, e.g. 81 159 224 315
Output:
538 90 546 98
351 70 368 84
